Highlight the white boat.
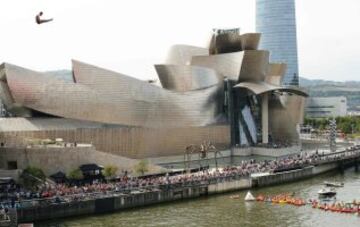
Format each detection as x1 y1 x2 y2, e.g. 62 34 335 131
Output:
244 191 255 201
323 181 344 187
318 188 337 197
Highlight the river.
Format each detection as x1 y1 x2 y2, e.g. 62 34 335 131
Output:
37 168 360 227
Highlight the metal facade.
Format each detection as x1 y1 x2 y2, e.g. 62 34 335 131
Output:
165 45 209 65
154 65 221 92
265 63 287 85
209 33 261 54
269 95 306 143
191 50 269 82
234 81 307 96
3 61 224 128
0 31 308 157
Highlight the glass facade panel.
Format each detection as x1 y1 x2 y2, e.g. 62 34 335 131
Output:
256 0 299 86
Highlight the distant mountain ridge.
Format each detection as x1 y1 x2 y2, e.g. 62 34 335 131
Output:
300 77 360 111
300 77 360 87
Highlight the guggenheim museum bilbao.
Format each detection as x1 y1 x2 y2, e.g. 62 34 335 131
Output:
0 29 307 159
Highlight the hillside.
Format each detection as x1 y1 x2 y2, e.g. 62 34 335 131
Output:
300 77 360 111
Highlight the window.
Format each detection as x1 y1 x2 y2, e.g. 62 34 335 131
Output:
7 161 17 170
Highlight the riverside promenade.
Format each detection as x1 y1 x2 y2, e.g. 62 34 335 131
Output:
12 148 360 223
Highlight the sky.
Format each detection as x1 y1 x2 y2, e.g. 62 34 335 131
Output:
0 0 359 81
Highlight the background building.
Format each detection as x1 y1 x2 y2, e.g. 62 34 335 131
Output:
256 0 299 86
306 97 347 118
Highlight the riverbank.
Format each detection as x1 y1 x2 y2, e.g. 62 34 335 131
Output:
15 149 360 223
37 169 360 227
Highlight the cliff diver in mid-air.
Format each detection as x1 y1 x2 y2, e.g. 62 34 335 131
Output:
35 11 53 24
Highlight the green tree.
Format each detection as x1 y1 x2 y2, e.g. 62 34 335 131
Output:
67 168 83 180
21 166 46 189
24 166 46 179
134 160 149 176
305 116 360 135
102 165 118 179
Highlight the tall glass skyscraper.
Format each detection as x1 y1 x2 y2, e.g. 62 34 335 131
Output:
256 0 299 86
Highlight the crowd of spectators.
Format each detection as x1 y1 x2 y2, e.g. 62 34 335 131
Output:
1 146 360 209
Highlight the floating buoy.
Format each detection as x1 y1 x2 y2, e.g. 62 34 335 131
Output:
244 191 255 201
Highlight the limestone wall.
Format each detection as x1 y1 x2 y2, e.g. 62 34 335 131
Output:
0 169 22 181
0 124 230 159
251 146 301 157
208 178 251 194
0 146 163 176
312 162 339 175
17 178 248 223
232 146 301 157
17 186 208 223
251 167 314 187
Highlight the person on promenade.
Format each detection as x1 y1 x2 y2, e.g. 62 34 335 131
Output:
35 11 53 24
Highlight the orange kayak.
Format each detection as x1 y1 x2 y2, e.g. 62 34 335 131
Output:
256 195 265 202
341 208 354 213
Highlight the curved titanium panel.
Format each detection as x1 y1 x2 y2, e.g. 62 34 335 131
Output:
234 81 308 97
165 45 208 65
3 60 224 128
192 52 243 81
0 63 5 80
265 63 287 86
5 63 104 118
239 50 269 82
240 33 261 50
154 64 220 92
0 64 15 107
209 33 261 54
191 50 269 82
0 81 14 107
268 95 305 143
0 64 35 116
71 61 224 127
209 32 242 54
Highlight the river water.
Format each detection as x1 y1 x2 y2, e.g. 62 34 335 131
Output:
37 168 360 227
